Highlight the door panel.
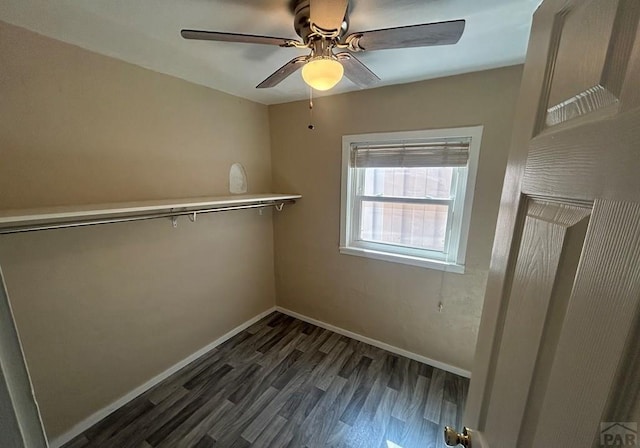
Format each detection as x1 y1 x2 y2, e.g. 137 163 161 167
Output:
531 200 640 447
525 109 640 203
484 201 590 447
544 0 635 127
517 209 590 446
465 0 640 446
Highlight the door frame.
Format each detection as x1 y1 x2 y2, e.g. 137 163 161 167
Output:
0 265 49 447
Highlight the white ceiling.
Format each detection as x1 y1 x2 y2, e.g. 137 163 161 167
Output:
0 0 541 105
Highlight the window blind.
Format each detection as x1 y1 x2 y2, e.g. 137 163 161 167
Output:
351 137 471 168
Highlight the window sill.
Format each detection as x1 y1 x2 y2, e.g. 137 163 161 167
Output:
339 246 465 274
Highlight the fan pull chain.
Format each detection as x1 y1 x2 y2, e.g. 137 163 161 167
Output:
308 88 315 130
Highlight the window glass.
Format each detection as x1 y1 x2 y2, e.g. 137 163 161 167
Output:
360 201 449 252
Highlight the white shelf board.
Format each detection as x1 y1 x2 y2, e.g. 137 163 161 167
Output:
0 193 301 227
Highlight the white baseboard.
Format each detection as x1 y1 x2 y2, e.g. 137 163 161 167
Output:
51 305 470 447
276 306 471 379
49 306 276 448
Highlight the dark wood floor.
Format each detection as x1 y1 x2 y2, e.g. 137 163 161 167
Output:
62 312 469 448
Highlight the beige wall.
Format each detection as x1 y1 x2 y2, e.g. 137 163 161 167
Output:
269 65 523 372
0 17 523 440
0 21 275 439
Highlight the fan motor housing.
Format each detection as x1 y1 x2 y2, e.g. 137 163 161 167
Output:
291 0 349 43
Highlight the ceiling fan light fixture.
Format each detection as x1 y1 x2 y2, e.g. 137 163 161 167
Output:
301 57 344 91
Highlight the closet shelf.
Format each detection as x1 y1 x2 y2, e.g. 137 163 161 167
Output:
0 193 301 234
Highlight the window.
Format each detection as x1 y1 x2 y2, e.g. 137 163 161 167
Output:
340 126 482 273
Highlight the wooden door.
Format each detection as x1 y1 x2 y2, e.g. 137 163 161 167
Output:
463 0 640 447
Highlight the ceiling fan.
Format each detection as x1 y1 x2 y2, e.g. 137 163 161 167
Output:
181 0 465 91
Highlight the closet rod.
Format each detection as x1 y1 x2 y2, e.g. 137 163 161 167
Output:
0 200 295 235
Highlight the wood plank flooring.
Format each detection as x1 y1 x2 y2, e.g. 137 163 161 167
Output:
62 312 469 448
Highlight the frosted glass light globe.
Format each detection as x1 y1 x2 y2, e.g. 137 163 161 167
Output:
301 57 344 91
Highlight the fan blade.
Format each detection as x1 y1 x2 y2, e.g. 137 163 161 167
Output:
256 56 310 88
336 52 380 88
310 0 348 33
181 29 296 47
345 20 465 51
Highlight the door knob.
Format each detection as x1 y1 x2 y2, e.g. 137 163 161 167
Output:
444 426 472 447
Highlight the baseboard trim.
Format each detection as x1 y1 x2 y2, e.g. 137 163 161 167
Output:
276 306 471 379
50 304 470 447
49 306 277 448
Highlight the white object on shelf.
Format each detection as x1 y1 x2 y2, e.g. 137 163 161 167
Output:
229 163 248 194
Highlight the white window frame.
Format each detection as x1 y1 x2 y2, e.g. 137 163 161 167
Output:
339 126 483 273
